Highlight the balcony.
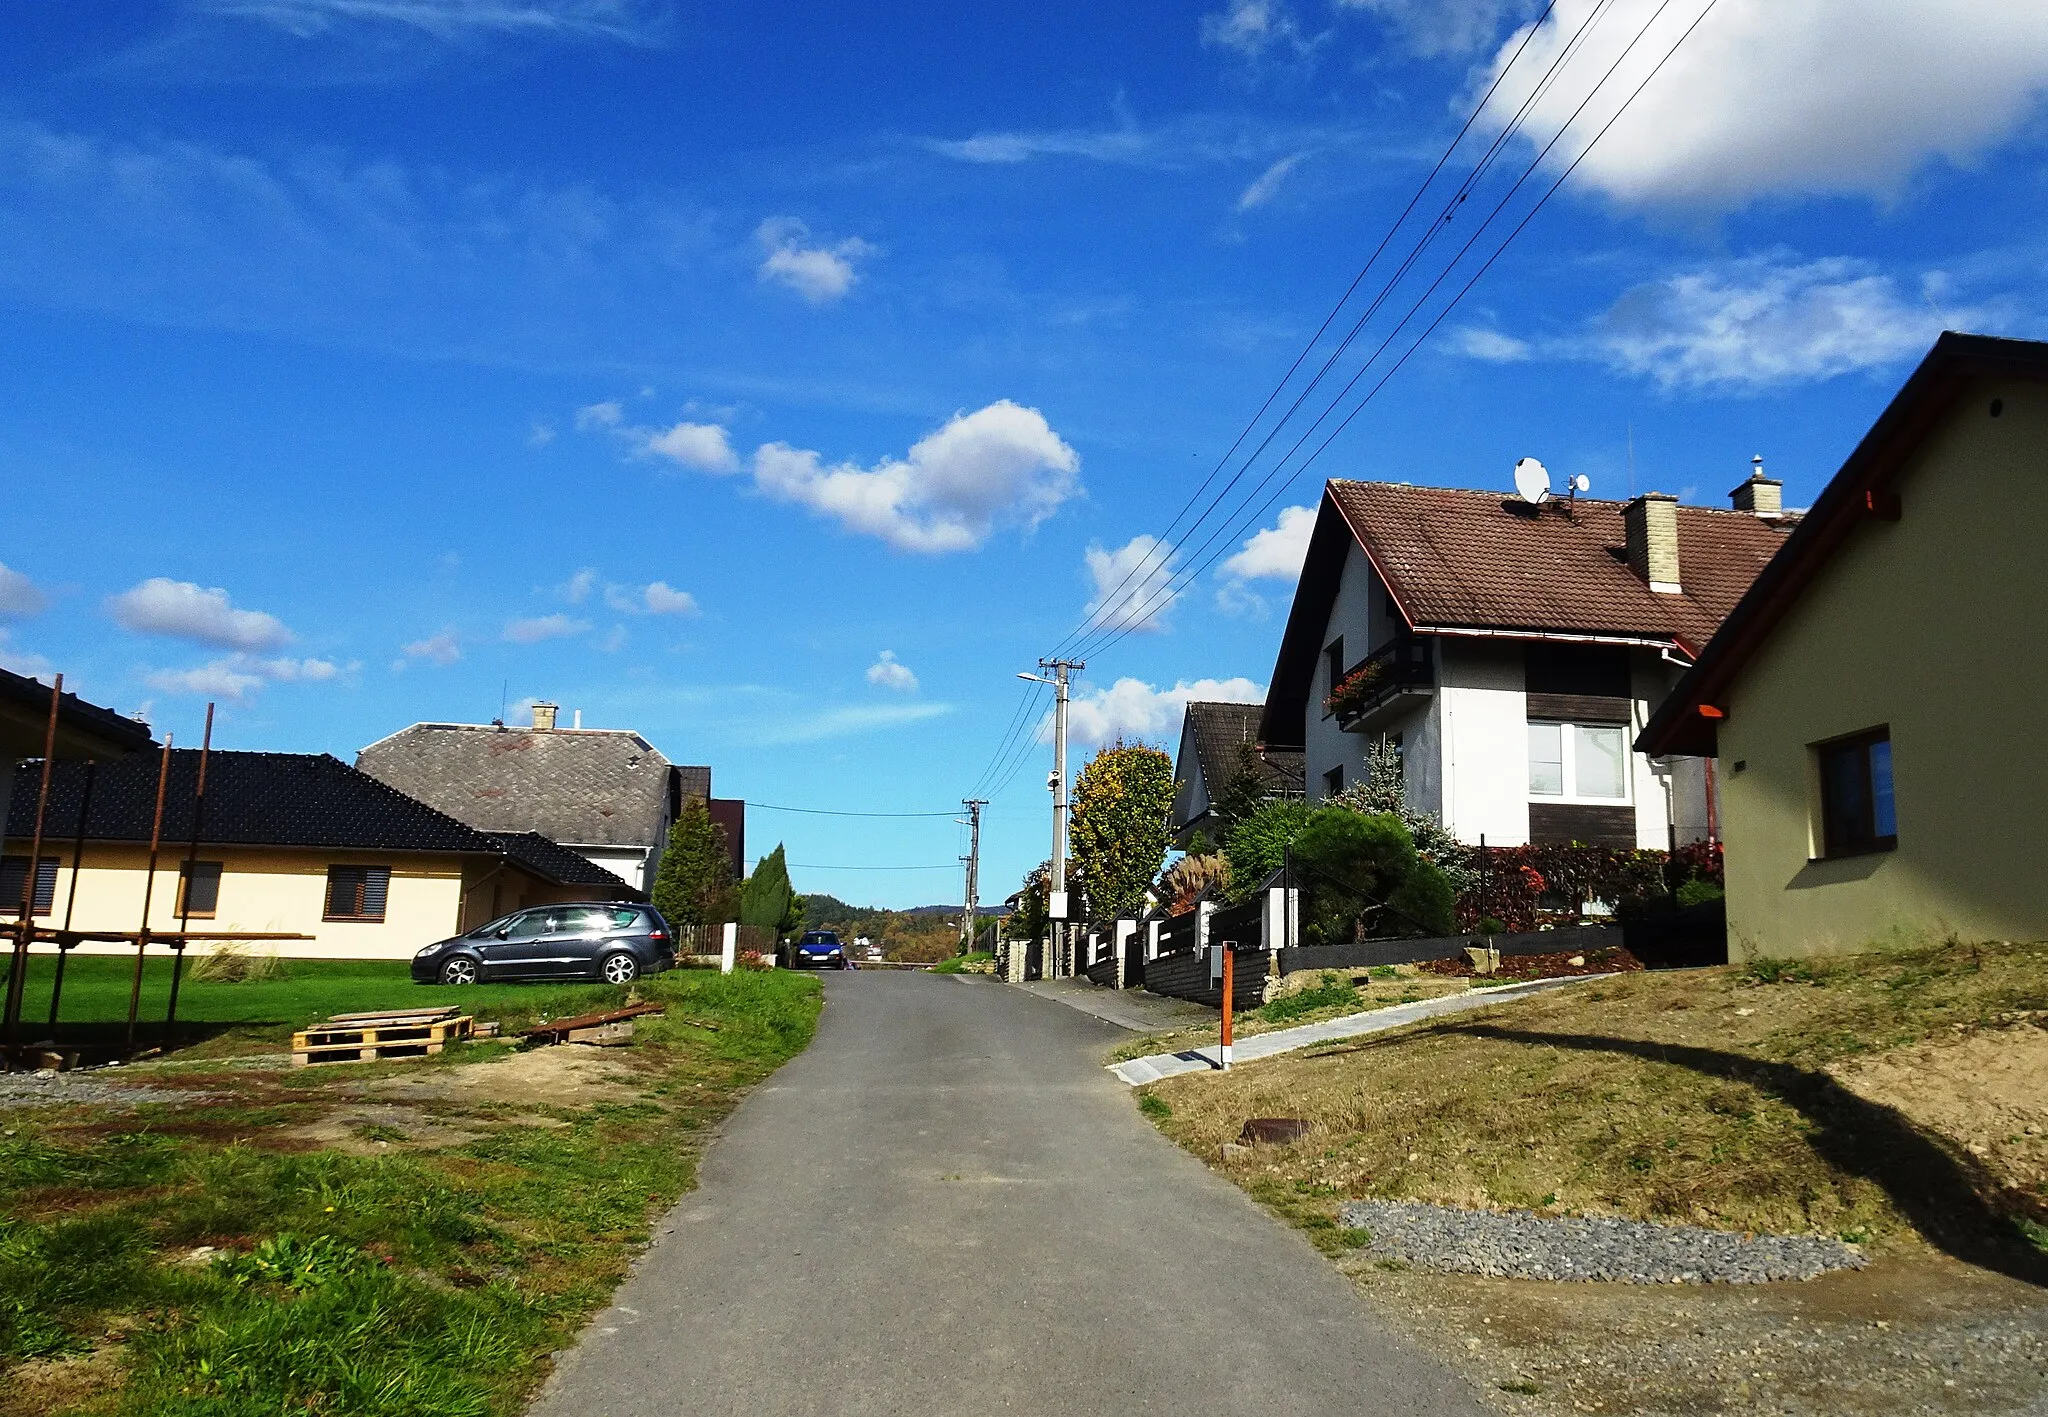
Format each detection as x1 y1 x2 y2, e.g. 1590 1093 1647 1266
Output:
1327 636 1435 733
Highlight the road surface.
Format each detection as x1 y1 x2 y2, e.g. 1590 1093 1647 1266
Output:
528 970 1484 1416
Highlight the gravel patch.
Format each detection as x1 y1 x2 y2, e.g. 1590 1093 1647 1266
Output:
1339 1199 1867 1283
0 1070 212 1111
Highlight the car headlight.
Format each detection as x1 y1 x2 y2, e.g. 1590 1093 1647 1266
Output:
415 942 443 958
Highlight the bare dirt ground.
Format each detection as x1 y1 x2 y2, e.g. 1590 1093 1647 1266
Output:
364 1041 647 1107
1345 1248 2048 1417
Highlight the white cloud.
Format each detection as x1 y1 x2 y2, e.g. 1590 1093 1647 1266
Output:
575 400 623 430
596 625 628 653
1473 0 2048 209
1593 255 1958 389
640 420 739 474
1237 152 1308 210
560 567 599 603
1059 676 1265 749
0 630 54 682
639 581 699 616
1450 326 1533 363
503 613 589 643
527 420 556 446
1201 0 1319 61
751 400 1081 554
107 578 293 651
395 629 461 670
0 562 46 619
747 701 952 746
1335 0 1529 56
1221 504 1316 584
1084 536 1179 635
865 651 919 692
195 0 667 44
145 653 349 702
755 218 875 305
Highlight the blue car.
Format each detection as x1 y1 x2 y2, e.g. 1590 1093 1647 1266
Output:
784 930 850 970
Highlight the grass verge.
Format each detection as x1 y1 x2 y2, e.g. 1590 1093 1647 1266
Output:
1 966 821 1417
1136 939 2048 1273
931 952 994 975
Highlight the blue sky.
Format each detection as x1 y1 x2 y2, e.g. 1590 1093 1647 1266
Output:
2 0 2045 905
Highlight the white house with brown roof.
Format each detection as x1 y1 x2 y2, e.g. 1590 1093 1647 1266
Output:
1259 476 1793 849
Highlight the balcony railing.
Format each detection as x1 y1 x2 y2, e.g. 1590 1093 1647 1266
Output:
1325 636 1435 731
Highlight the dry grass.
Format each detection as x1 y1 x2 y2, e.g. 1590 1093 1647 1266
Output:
1141 939 2048 1265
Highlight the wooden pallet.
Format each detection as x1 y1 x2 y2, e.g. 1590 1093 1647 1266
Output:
292 1013 473 1066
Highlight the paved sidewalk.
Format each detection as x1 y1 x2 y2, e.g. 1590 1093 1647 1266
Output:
1015 974 1216 1032
1108 974 1609 1085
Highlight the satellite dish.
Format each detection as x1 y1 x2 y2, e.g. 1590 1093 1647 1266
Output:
1572 474 1591 493
1513 457 1551 504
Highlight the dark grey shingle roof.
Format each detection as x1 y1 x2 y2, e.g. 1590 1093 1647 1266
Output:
1183 702 1300 797
6 751 625 891
485 832 632 890
356 724 694 848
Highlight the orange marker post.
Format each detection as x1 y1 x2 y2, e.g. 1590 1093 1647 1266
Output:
1220 946 1234 1071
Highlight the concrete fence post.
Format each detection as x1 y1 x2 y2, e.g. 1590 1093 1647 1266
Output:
1113 919 1137 990
1146 919 1162 961
720 921 738 975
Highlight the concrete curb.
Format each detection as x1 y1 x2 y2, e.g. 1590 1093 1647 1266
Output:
1108 974 1612 1085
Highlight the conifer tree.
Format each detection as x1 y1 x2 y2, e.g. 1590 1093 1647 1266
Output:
650 796 737 931
740 843 796 934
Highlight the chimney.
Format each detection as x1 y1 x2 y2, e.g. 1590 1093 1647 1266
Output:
531 701 559 732
1729 454 1783 518
1624 492 1682 594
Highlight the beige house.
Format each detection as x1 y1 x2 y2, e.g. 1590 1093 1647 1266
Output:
4 749 635 961
1640 333 2048 958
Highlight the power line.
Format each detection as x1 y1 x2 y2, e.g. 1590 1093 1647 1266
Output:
1073 0 1717 661
747 801 959 819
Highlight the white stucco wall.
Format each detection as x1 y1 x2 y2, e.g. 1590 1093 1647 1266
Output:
1303 543 1385 801
572 844 649 893
1437 639 1530 846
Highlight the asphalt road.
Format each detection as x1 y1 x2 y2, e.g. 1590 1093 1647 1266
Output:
527 970 1485 1416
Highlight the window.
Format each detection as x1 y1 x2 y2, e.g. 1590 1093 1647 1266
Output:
503 908 557 939
1323 764 1344 796
1528 722 1631 803
1323 637 1344 699
0 857 57 917
324 865 392 922
178 862 223 918
1816 728 1897 858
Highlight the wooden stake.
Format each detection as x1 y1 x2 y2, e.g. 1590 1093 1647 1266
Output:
1220 946 1235 1072
125 736 172 1051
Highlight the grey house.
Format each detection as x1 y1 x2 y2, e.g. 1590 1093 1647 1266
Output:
357 703 741 893
1168 700 1304 849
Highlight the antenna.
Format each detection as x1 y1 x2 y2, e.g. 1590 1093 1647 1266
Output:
1513 457 1550 505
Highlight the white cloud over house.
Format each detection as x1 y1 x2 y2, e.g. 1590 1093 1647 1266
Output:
640 420 740 473
755 218 876 305
1472 0 2048 209
866 650 918 692
146 653 346 702
0 562 46 619
503 613 589 644
107 577 294 651
1083 535 1179 635
1220 504 1315 582
1057 675 1264 748
394 629 461 670
749 400 1081 553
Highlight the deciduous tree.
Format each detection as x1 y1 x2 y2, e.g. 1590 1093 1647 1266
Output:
1068 740 1176 922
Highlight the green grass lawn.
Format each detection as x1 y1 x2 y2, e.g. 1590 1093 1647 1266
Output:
15 955 645 1058
1 966 823 1417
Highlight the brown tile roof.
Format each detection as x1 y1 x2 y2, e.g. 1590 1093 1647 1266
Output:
1327 481 1790 649
1260 479 1793 749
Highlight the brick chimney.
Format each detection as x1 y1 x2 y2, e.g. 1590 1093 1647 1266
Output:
1624 492 1682 594
1729 454 1783 518
531 701 559 732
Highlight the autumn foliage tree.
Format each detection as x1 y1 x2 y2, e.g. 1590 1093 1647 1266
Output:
1067 740 1176 922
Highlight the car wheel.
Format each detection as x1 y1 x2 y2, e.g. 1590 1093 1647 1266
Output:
440 956 479 986
600 952 640 985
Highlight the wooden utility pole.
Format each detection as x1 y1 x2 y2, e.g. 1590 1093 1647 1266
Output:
1018 659 1082 978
